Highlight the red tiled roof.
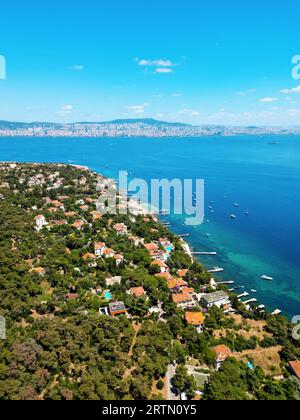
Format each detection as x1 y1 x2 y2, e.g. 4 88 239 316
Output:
289 361 300 379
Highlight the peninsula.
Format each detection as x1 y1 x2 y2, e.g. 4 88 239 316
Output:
0 162 299 400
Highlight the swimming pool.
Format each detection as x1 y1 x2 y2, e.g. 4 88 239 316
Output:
104 291 112 300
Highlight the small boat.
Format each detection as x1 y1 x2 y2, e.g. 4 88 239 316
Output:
230 214 237 219
205 233 211 237
245 211 249 216
261 275 273 281
251 289 257 293
208 267 224 273
210 210 215 214
234 203 239 207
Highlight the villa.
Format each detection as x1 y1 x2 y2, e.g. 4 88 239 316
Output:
72 220 85 230
201 291 230 309
214 345 232 370
113 223 128 236
106 276 122 286
103 248 116 259
129 287 146 298
109 301 128 316
172 293 193 306
151 260 169 273
82 253 97 268
289 361 300 379
114 254 124 266
94 242 106 258
34 215 47 231
185 312 205 333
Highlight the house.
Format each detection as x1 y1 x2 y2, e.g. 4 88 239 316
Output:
34 215 47 231
103 248 116 259
130 287 146 298
167 278 187 290
172 293 193 306
201 291 230 309
82 253 97 268
289 361 300 379
114 254 124 266
90 211 102 221
151 260 169 273
72 220 85 230
129 236 144 247
94 242 106 258
106 276 122 287
109 301 127 316
80 205 89 212
144 243 159 253
65 211 76 218
30 267 46 277
177 269 189 278
214 345 232 370
155 272 172 281
185 312 205 333
113 223 128 236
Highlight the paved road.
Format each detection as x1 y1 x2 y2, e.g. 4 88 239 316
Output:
166 364 179 401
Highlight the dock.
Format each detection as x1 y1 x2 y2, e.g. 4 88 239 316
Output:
216 280 234 285
238 292 249 299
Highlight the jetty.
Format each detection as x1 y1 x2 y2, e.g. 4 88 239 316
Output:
243 298 257 305
238 292 249 299
216 280 234 285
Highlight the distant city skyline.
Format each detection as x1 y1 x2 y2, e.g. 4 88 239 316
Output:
1 0 300 125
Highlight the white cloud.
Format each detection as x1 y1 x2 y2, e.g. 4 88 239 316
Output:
56 105 73 116
135 58 176 74
259 97 278 103
72 65 84 71
138 59 175 67
156 68 173 74
125 103 150 115
280 85 300 94
178 108 199 117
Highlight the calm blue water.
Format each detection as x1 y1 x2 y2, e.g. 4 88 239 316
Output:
1 135 300 317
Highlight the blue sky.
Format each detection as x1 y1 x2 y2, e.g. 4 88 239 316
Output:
0 0 300 125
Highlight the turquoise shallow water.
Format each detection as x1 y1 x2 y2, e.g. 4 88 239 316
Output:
1 135 300 317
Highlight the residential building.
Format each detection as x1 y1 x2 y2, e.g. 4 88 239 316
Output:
201 291 230 309
289 361 300 379
113 223 128 236
34 215 47 231
94 242 106 258
214 345 232 370
129 287 146 298
109 301 128 316
185 312 205 333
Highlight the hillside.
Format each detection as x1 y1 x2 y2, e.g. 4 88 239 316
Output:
0 163 299 400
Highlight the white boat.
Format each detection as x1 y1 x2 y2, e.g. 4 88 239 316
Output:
261 275 273 281
230 214 237 219
208 267 224 273
251 289 257 293
234 203 239 207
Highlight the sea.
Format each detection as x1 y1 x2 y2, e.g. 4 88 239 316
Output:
1 135 300 318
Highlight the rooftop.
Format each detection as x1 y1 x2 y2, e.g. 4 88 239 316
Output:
185 312 205 325
289 361 300 379
202 291 229 304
